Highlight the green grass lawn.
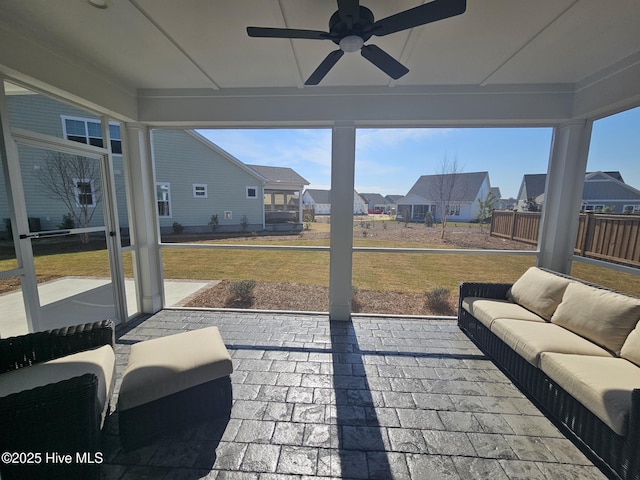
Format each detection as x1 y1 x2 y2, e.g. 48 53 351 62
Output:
1 235 638 297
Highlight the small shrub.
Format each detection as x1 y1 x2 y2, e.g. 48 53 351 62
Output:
303 213 313 230
172 221 184 234
58 213 75 230
424 211 434 227
226 279 256 307
208 214 219 232
425 287 454 315
351 286 361 313
240 215 249 232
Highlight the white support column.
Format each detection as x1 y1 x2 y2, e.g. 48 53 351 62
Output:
298 188 303 225
538 121 593 273
124 124 164 313
329 122 356 321
0 79 41 332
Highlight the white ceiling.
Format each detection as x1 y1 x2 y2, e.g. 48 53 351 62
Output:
0 0 639 124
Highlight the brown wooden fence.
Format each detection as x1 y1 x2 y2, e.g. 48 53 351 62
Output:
490 211 640 268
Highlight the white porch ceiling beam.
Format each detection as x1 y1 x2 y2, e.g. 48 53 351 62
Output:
137 85 574 127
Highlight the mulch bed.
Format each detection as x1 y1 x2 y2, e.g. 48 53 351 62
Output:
184 279 457 316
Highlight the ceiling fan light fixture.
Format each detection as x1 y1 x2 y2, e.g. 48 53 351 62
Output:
339 35 364 53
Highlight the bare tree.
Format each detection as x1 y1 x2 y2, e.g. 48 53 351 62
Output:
434 155 465 239
37 151 102 243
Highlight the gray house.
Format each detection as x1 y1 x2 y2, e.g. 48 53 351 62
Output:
1 94 308 236
302 189 368 215
396 171 492 222
359 193 387 213
516 171 640 213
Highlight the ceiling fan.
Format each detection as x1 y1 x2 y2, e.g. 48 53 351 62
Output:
247 0 466 85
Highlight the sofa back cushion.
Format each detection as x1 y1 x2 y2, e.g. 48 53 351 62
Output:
621 322 640 367
507 267 571 321
551 282 640 355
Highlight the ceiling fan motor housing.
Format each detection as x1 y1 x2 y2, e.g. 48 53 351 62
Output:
328 6 374 45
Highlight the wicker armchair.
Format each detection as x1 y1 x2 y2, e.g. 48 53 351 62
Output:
0 320 115 480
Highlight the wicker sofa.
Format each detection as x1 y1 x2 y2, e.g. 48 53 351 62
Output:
0 320 115 480
458 267 640 480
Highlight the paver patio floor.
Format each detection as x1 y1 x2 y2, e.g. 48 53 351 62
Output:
100 311 607 479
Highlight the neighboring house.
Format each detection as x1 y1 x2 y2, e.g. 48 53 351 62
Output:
1 94 308 235
516 171 640 213
245 164 309 228
359 193 387 213
515 174 547 211
396 171 492 222
384 195 403 215
489 187 517 211
302 189 368 215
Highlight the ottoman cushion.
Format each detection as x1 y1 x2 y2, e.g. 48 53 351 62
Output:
118 326 232 411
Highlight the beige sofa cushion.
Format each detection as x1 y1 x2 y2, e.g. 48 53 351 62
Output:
507 267 571 321
551 282 640 355
540 352 640 436
0 345 115 422
118 326 233 411
621 322 640 367
462 297 545 329
491 319 613 367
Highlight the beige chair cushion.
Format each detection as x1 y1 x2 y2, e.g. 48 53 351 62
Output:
551 282 640 355
507 267 571 321
621 322 640 367
118 326 233 411
462 297 545 329
491 319 613 367
0 345 115 422
540 352 640 436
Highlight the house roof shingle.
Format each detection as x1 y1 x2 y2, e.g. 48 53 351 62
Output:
247 165 309 185
406 171 489 203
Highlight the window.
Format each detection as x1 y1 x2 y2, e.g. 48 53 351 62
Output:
62 116 122 154
246 186 258 199
74 179 95 206
446 204 461 216
623 205 640 214
193 184 207 198
156 183 171 217
584 204 604 212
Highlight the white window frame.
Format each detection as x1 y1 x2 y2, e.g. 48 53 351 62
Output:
246 186 258 199
193 183 208 199
61 115 122 154
623 205 640 214
156 182 172 218
584 204 605 212
73 178 96 207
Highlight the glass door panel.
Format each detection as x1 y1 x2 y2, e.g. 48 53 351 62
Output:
17 143 121 331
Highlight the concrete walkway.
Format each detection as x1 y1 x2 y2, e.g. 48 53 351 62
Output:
0 277 215 338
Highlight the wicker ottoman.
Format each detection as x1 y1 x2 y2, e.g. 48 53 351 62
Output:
117 327 233 450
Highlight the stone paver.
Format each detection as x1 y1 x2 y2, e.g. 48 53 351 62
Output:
101 311 607 479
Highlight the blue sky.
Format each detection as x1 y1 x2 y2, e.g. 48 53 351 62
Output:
198 106 640 199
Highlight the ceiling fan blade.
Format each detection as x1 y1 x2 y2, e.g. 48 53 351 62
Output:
305 49 345 85
371 0 466 37
337 0 360 27
247 26 330 40
360 44 409 80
